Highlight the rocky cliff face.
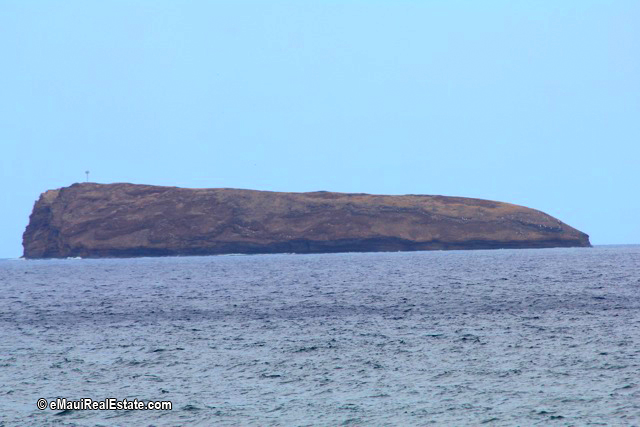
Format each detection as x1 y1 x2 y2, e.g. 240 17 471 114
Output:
22 183 590 258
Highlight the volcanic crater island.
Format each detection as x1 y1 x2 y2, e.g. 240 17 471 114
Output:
22 183 591 259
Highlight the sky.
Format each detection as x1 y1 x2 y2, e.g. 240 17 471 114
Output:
1 1 638 258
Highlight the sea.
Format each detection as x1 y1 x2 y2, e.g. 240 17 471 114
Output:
1 245 639 426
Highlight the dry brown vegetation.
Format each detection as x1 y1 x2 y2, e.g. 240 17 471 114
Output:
23 183 590 258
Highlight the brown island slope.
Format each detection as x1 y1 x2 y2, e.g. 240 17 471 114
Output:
23 183 590 258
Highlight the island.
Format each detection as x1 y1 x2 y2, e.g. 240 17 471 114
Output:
22 183 591 258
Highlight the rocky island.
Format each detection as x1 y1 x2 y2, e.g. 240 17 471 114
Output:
23 183 590 258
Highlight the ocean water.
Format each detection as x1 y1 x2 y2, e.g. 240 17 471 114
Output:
1 246 639 426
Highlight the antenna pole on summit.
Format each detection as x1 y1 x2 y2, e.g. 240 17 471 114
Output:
85 171 90 182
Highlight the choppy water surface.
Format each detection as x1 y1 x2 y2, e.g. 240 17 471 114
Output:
1 246 639 426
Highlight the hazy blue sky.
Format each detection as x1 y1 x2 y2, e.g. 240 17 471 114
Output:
1 1 638 258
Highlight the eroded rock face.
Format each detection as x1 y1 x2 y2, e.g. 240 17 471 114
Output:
22 183 590 258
